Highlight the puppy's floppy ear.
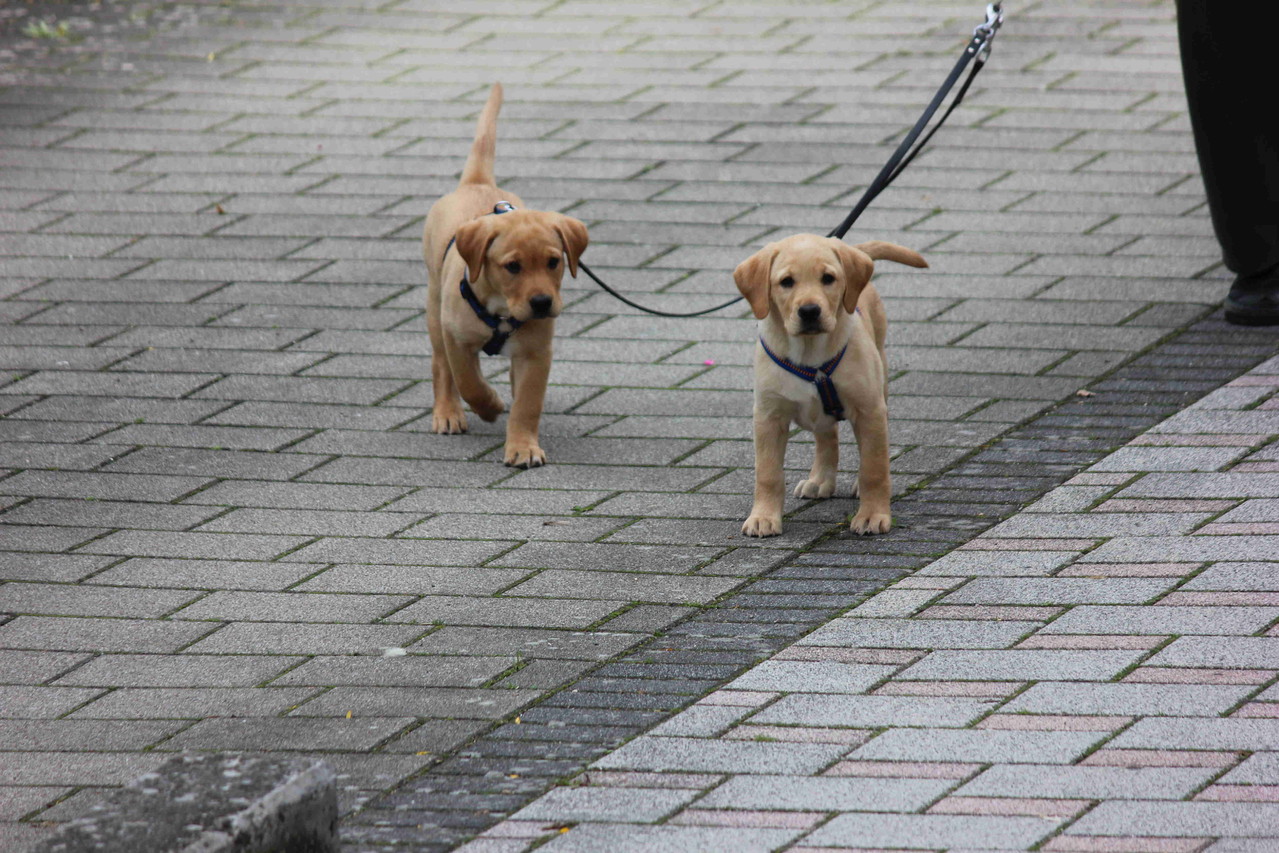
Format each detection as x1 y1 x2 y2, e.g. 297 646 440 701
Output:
829 238 876 315
552 214 589 278
733 243 779 320
453 217 498 283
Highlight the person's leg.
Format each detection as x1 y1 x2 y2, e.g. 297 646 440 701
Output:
1176 0 1279 324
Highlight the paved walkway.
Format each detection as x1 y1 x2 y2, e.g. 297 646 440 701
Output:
473 355 1279 852
1 0 1277 851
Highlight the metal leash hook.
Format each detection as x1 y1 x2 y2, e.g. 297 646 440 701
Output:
974 3 1004 61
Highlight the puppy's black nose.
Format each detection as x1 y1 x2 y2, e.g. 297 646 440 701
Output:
798 303 823 324
529 294 553 318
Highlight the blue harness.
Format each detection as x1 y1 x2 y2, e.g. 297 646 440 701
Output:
759 336 849 421
446 201 519 356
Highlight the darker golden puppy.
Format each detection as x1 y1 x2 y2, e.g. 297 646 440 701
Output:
422 84 588 468
734 234 926 537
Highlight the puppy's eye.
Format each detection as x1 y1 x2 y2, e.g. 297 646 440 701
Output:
548 257 559 270
504 261 521 275
821 273 836 285
779 276 795 289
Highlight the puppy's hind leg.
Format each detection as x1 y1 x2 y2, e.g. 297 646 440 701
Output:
794 423 838 499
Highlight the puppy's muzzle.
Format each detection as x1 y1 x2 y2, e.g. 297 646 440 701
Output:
529 294 554 318
797 303 824 333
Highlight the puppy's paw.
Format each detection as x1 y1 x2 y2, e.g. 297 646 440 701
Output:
504 442 546 469
472 394 506 423
432 408 468 434
793 475 836 500
742 513 783 538
849 509 891 535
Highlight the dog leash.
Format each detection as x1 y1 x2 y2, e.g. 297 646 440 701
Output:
575 2 1004 318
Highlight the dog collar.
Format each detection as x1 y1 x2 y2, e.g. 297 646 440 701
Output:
446 202 520 356
759 337 849 421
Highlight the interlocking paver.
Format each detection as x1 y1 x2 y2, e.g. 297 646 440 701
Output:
806 812 1061 850
295 687 538 721
955 764 1219 801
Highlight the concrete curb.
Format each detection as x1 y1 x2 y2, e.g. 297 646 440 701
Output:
32 753 337 853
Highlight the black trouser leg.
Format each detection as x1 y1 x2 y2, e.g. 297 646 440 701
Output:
1176 0 1279 279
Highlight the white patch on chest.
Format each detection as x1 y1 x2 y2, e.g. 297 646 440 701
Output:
767 367 841 431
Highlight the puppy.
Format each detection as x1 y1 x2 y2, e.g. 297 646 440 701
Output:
733 234 927 537
422 83 588 468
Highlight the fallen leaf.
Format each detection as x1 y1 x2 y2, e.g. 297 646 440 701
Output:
1076 389 1096 397
214 203 226 215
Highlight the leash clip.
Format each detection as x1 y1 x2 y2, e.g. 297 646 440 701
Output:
973 3 1003 60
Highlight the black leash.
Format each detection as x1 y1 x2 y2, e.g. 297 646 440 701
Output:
576 2 1004 318
828 2 1004 240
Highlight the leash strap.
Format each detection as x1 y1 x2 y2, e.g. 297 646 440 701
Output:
578 3 1003 318
446 202 522 355
578 261 745 318
829 3 1003 240
758 337 849 420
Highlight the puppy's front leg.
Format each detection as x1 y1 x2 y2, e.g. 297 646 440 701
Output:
794 424 838 499
743 411 789 537
427 285 467 434
850 403 891 534
504 342 551 468
443 333 505 423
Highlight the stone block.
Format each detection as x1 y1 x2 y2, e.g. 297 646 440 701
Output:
593 736 846 775
32 753 337 853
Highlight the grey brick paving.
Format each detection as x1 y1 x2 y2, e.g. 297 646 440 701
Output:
594 737 847 776
1068 802 1279 838
955 765 1220 800
805 813 1060 850
696 774 953 812
4 0 1279 851
476 361 1279 850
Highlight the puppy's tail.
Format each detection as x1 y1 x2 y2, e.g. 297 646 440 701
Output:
459 83 503 186
855 241 929 269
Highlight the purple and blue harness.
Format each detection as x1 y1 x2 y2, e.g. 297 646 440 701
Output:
757 307 861 421
445 201 520 356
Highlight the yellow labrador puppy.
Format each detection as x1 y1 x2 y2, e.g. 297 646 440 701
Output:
733 234 926 537
422 83 588 468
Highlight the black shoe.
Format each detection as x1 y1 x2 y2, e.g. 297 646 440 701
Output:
1225 268 1279 326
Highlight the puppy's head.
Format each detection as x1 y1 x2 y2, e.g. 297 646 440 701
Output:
733 234 926 335
453 210 588 322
